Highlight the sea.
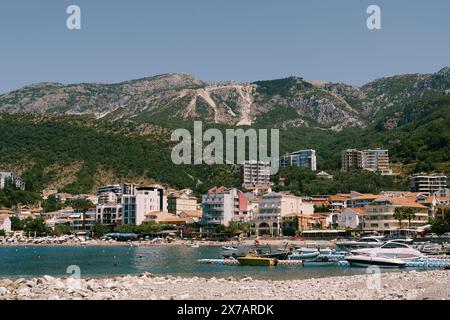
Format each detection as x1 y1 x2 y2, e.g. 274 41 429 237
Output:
0 245 397 279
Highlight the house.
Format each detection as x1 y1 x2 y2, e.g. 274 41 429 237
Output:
0 214 12 233
316 171 333 180
143 212 189 225
283 213 328 232
178 210 202 223
337 207 367 229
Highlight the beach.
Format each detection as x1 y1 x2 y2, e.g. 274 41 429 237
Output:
1 270 448 300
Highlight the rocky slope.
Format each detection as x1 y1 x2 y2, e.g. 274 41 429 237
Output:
1 67 448 132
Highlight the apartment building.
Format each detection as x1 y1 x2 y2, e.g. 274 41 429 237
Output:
341 149 392 175
341 149 363 171
280 149 317 171
410 173 448 195
241 160 272 188
362 149 392 175
363 197 429 232
201 187 249 227
167 192 198 215
255 193 314 236
0 172 25 191
122 186 164 225
69 208 96 234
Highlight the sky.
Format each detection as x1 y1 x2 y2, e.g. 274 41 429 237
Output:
0 0 449 93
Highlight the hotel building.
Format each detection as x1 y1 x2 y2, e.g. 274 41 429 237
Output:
122 185 165 225
280 149 317 171
409 173 448 196
167 192 198 215
255 193 314 236
201 187 249 227
362 197 429 231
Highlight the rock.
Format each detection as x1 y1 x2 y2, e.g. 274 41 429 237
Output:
139 272 155 279
43 275 55 282
17 287 31 297
0 287 10 296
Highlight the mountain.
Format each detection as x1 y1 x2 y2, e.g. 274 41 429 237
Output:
1 67 447 132
0 68 449 195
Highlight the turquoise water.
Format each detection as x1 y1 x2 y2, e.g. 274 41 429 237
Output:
0 245 382 280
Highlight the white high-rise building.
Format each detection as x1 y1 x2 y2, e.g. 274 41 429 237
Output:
241 160 272 188
123 186 164 225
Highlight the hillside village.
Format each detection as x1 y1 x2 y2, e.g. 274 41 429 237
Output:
1 147 449 240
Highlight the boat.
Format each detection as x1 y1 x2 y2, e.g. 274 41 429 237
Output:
187 243 199 248
222 245 239 251
346 255 406 268
257 250 291 260
237 256 278 266
414 242 446 255
289 251 320 261
335 236 385 251
352 241 424 260
302 256 338 267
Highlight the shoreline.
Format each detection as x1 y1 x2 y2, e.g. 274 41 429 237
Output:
0 270 448 300
0 239 335 248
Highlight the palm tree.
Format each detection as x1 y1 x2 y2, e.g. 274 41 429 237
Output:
403 207 416 229
393 207 404 229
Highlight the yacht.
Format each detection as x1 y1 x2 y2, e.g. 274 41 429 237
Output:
346 255 406 268
335 236 385 251
351 241 424 260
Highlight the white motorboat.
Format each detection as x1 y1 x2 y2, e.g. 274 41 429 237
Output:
222 246 239 251
346 255 406 268
352 241 424 260
289 251 320 261
335 236 385 251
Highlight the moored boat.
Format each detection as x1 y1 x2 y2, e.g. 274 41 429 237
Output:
346 255 406 268
237 256 278 266
289 251 320 261
336 236 385 251
352 241 424 260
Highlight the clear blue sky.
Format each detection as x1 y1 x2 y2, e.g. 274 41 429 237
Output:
0 0 449 93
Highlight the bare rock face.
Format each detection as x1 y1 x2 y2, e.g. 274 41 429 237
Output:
0 68 448 132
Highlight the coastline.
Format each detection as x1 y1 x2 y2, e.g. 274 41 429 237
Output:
1 270 448 300
0 239 335 248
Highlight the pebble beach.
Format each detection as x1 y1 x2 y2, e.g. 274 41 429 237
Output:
0 270 448 300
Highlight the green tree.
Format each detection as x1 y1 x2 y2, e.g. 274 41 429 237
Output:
393 207 405 229
0 229 6 236
92 221 110 238
137 222 162 235
9 216 23 231
22 218 50 236
52 223 71 236
403 207 416 229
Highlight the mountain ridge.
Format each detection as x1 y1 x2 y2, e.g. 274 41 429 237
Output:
0 67 448 132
